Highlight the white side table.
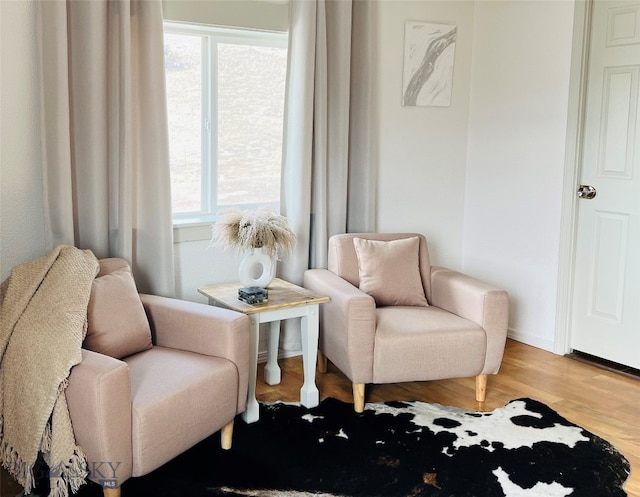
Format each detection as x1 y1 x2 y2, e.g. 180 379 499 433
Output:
198 278 330 423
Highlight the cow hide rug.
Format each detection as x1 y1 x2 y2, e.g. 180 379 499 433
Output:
75 397 630 497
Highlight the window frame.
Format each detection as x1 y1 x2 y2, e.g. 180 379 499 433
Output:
163 22 288 227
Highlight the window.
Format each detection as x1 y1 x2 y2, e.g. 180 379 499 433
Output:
164 23 288 224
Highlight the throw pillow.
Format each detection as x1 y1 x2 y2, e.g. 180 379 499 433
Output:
84 259 153 359
353 237 428 307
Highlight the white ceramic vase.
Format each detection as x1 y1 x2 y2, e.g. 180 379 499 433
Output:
238 247 276 288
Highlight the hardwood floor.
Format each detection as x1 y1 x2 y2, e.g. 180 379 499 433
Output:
256 339 640 497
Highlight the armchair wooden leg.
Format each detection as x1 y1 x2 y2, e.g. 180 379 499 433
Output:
103 487 121 497
353 383 365 413
317 350 328 373
476 374 488 402
221 420 234 450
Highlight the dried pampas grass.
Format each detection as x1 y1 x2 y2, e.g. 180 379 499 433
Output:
211 207 297 258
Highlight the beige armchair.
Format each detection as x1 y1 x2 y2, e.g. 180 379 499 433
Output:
303 233 509 412
66 259 250 497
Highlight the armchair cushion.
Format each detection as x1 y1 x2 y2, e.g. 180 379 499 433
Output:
84 258 152 359
353 236 428 307
374 306 486 383
124 347 239 476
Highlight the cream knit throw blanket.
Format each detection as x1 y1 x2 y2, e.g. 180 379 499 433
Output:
0 245 99 497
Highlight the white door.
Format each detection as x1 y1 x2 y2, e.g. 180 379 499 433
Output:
571 0 640 369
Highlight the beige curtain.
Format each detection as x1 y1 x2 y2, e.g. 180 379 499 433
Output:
281 0 376 275
37 0 174 296
279 0 377 352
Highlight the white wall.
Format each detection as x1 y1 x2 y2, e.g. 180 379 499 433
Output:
0 0 48 281
376 0 475 271
463 0 576 350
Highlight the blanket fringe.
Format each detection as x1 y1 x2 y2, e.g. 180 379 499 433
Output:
0 432 36 493
1 417 87 497
67 445 88 493
48 445 88 497
50 476 67 497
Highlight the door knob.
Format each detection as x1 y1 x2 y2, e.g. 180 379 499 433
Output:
578 185 597 199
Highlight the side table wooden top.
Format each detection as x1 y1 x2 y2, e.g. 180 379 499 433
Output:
198 278 330 315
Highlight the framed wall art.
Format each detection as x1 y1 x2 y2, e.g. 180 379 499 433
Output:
402 21 457 107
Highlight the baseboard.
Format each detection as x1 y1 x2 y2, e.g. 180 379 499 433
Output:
507 329 555 353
